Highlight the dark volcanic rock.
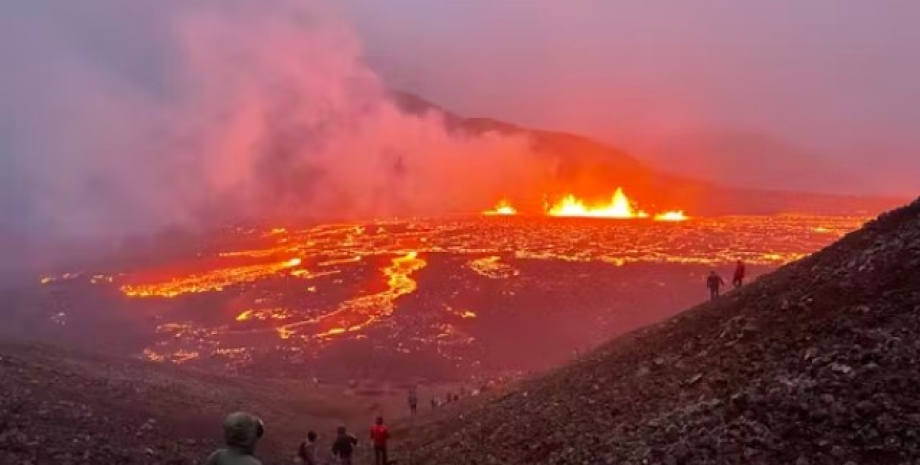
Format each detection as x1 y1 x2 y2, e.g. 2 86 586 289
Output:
401 197 920 464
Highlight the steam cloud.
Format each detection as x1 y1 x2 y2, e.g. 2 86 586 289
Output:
0 0 545 242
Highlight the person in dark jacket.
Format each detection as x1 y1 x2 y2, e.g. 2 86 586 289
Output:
706 270 725 300
733 260 746 288
298 431 318 465
332 425 358 465
407 389 418 417
369 416 391 465
204 412 265 465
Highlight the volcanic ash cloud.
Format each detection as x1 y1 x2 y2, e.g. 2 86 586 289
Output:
0 0 546 242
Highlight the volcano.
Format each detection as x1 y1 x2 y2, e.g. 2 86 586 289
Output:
393 92 904 216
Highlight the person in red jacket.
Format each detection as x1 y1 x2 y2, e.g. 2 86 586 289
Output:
369 416 390 465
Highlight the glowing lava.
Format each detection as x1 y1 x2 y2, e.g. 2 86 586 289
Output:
654 211 689 222
547 188 649 219
483 199 517 216
293 251 428 340
121 257 303 298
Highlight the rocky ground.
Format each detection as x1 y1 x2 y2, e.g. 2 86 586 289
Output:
399 198 920 464
0 343 415 464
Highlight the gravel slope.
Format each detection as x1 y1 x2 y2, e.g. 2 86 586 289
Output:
401 198 920 464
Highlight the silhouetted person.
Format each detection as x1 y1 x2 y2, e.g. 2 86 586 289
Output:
332 425 358 465
369 416 391 465
733 260 746 288
430 397 437 410
298 431 318 465
706 270 725 300
204 412 264 465
408 389 418 417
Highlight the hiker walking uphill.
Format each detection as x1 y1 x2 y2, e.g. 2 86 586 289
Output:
733 259 746 288
370 416 391 465
706 270 725 300
204 412 265 465
332 425 358 465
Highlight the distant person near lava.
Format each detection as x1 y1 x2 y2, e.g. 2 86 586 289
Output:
408 389 418 417
733 260 746 288
706 270 725 300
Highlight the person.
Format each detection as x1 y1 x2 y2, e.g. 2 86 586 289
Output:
331 425 358 465
204 412 265 465
369 416 391 465
407 389 418 417
298 431 318 465
706 270 725 300
733 260 746 288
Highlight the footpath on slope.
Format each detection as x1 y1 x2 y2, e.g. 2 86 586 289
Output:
401 198 920 465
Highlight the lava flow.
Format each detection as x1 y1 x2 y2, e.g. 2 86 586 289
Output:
36 214 867 380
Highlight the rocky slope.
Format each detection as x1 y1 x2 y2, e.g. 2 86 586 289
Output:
0 343 405 464
401 197 920 464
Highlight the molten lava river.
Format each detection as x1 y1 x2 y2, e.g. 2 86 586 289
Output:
35 215 865 382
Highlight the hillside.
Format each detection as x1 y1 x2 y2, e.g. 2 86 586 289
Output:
401 197 920 464
392 91 904 216
0 343 413 464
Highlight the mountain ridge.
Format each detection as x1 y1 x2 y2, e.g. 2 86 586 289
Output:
392 91 907 216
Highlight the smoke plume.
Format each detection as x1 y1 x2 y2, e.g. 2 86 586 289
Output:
0 0 544 243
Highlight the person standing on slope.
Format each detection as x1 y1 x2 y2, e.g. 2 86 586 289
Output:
732 259 746 288
331 425 358 465
204 412 265 465
298 431 318 465
369 416 391 465
707 270 725 300
407 388 418 417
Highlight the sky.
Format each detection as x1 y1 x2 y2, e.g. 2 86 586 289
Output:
1 0 917 248
340 0 920 196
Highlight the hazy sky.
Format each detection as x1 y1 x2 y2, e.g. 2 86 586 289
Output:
340 0 920 196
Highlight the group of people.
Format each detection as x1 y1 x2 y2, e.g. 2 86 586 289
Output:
706 259 746 300
205 412 392 465
417 389 464 413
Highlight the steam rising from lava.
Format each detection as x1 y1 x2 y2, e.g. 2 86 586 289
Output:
0 0 547 242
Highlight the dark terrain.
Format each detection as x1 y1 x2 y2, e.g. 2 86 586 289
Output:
401 197 920 464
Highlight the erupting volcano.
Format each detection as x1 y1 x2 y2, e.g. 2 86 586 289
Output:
547 188 650 219
483 200 518 216
484 188 689 221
